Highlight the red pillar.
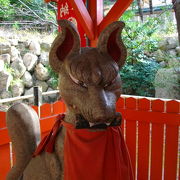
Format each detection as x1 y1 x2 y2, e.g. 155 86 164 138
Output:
87 0 103 47
57 0 87 47
45 0 133 47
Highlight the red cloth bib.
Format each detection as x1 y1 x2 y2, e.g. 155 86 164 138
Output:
33 114 134 180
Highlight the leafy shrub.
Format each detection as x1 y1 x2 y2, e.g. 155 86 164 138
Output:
0 0 15 20
119 11 162 97
120 60 160 97
46 65 58 89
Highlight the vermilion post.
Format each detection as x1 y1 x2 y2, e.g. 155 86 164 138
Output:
45 0 133 47
87 0 103 47
56 0 87 47
68 0 94 40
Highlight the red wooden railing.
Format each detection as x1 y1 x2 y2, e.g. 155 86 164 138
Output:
0 96 179 180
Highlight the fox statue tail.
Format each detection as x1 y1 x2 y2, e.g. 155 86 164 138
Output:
6 103 40 180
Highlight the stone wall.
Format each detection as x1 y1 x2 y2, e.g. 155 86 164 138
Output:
0 34 58 105
153 36 180 100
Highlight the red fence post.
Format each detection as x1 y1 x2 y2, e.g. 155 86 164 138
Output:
150 99 165 180
116 97 180 180
137 98 151 180
164 100 179 180
0 112 11 180
124 97 137 177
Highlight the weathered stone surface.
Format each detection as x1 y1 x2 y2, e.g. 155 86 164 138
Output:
154 68 180 99
34 63 50 81
168 58 180 68
167 49 177 57
23 53 38 71
159 61 167 68
16 43 28 56
20 50 29 60
166 37 178 50
0 90 12 99
158 39 167 51
11 60 26 78
10 46 20 62
22 71 33 88
24 40 31 48
0 70 13 92
24 87 33 95
12 57 23 63
11 81 24 97
24 87 34 104
47 78 58 90
9 39 19 46
43 87 58 103
35 80 48 92
153 49 165 62
14 57 23 62
18 39 31 48
0 60 4 71
41 42 51 52
8 34 18 40
0 54 11 64
18 37 27 43
29 40 41 55
0 42 11 54
47 77 52 88
39 52 49 66
176 46 180 56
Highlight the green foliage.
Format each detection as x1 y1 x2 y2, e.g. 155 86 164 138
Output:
3 63 15 91
0 0 15 20
12 21 20 30
4 63 15 77
0 0 10 7
10 78 23 85
120 60 160 97
159 11 176 35
120 11 162 96
121 11 160 62
46 65 58 89
0 0 57 28
104 0 114 6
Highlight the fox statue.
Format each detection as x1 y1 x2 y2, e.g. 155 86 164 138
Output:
6 20 134 180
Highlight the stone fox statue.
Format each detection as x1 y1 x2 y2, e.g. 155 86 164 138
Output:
6 20 134 180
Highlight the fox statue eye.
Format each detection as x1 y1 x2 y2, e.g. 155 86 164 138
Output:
104 78 116 88
69 73 87 88
104 82 112 88
78 81 88 88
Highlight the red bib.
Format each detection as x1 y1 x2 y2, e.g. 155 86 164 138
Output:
33 114 134 180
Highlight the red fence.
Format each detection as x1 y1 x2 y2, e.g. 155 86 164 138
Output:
0 96 179 180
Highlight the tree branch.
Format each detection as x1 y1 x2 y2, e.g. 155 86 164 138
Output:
17 0 57 27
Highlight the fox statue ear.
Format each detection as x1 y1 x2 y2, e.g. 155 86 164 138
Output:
49 20 81 73
97 21 127 69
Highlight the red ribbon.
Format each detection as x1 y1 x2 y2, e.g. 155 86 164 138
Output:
33 114 65 157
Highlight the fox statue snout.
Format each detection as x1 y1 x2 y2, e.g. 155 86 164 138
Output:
49 20 127 129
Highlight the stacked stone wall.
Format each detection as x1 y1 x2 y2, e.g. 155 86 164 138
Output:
0 33 58 108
